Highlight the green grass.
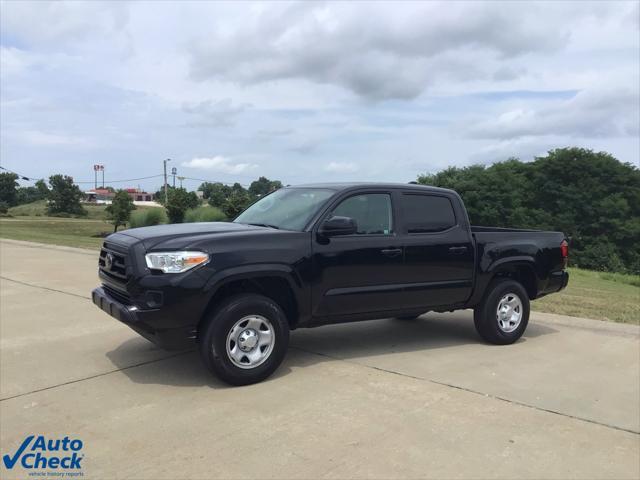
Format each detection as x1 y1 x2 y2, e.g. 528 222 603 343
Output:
0 217 637 324
8 200 111 220
0 216 111 249
129 208 168 228
184 206 226 223
8 200 159 220
532 267 639 324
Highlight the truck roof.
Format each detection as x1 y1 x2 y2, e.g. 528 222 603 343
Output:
290 182 454 195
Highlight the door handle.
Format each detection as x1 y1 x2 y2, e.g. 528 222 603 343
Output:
381 248 402 258
449 246 468 254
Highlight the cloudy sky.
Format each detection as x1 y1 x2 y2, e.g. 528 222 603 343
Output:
1 1 638 191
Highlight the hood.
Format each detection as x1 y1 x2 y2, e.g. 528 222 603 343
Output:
106 221 275 250
116 221 261 241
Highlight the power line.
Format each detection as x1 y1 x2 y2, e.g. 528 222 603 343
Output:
0 166 164 185
0 165 256 189
0 166 43 182
75 174 164 185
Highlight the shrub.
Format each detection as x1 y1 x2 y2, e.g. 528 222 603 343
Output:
129 208 167 228
574 241 626 273
105 190 136 232
0 201 9 214
165 188 199 223
184 206 226 223
47 174 86 216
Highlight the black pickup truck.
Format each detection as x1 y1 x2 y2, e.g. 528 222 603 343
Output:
92 183 569 385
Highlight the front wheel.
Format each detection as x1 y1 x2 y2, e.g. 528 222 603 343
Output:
474 279 530 345
199 294 289 386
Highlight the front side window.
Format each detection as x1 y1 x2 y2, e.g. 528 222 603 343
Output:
401 194 456 233
234 188 335 231
331 193 393 235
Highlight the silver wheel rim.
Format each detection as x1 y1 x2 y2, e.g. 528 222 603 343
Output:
496 293 523 333
225 315 275 369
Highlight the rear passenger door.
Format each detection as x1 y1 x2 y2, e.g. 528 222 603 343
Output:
398 192 474 309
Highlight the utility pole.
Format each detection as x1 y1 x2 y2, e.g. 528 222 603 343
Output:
178 176 185 189
163 159 171 205
171 167 177 188
101 165 105 188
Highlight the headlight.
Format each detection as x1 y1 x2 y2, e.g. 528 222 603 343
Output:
145 251 209 273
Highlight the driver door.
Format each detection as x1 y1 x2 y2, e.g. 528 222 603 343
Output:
311 191 406 317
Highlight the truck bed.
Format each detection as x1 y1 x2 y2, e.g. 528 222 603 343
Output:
471 226 555 234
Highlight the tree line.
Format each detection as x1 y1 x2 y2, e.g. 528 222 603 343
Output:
417 148 640 274
2 150 637 274
0 172 284 231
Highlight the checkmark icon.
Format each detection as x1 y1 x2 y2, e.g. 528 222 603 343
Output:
3 435 34 469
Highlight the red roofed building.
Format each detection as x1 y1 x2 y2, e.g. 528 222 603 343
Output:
85 188 153 203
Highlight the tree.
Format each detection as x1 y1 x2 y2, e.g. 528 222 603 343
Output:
166 188 199 223
205 183 232 209
0 172 19 206
35 179 49 198
223 189 251 219
105 190 136 232
249 176 282 197
417 147 640 274
16 186 46 205
16 179 49 205
152 185 176 205
47 174 86 216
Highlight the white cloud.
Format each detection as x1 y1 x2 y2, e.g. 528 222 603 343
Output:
0 1 638 187
182 99 248 127
186 2 620 100
1 1 129 49
181 156 258 174
18 130 94 148
326 161 359 173
467 86 640 139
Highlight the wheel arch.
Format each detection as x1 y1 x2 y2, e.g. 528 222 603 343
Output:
198 267 303 339
489 259 538 300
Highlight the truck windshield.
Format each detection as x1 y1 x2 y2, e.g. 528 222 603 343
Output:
234 188 335 231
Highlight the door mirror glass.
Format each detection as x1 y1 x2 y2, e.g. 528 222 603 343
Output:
320 216 357 236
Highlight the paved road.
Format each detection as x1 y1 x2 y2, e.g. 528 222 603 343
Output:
1 239 638 479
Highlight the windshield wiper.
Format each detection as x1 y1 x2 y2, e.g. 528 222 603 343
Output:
245 222 281 230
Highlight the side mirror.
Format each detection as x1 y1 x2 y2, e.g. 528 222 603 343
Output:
319 216 357 237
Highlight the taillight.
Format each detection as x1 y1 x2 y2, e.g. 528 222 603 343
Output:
560 239 569 267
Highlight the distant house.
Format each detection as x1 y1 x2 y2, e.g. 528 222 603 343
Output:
124 188 153 202
85 188 115 204
85 188 155 205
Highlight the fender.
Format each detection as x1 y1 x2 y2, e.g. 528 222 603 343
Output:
486 255 537 273
467 257 538 306
201 263 310 323
204 263 303 291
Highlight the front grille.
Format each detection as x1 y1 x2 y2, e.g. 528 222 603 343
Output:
103 284 132 305
99 243 128 282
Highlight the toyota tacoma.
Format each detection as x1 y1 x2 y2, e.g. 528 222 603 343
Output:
92 183 569 385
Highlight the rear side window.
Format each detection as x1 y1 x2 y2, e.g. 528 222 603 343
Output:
401 194 456 233
332 193 393 235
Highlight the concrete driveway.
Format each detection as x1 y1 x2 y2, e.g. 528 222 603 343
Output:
1 239 638 479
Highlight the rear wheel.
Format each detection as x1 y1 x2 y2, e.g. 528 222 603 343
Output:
474 279 529 345
199 294 289 386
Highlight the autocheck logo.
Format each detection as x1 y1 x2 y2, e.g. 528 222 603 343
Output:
3 435 84 472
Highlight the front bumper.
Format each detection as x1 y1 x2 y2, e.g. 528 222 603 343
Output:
92 286 196 350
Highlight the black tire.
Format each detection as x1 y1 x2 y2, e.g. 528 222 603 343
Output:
474 279 530 345
199 293 289 386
